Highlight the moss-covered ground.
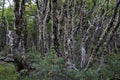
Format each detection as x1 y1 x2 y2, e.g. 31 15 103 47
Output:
0 63 17 80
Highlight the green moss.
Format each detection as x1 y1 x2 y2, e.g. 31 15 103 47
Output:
0 64 17 80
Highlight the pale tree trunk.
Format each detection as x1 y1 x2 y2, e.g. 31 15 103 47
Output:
77 0 87 68
58 1 68 57
36 0 44 55
97 51 104 72
64 0 77 71
36 0 49 55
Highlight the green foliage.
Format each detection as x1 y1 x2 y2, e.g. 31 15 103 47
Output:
85 0 96 10
0 0 3 9
100 54 120 79
24 4 37 34
4 7 14 30
0 64 17 80
29 51 65 80
0 52 119 80
27 51 120 80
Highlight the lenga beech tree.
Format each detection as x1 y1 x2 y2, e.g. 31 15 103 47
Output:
12 0 28 72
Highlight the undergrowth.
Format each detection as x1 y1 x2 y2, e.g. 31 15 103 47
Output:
28 51 120 80
0 51 119 80
0 64 17 80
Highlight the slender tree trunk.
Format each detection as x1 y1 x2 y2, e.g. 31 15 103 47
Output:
36 0 49 55
84 1 120 71
64 0 77 71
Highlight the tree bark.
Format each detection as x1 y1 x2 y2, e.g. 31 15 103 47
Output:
51 0 61 57
12 0 28 72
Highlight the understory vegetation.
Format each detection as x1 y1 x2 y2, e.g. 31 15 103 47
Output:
29 51 120 80
0 51 120 80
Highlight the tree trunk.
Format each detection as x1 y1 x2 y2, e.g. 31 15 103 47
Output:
51 0 61 57
12 0 28 72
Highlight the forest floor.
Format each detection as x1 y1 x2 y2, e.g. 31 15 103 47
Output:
0 53 120 80
0 61 17 80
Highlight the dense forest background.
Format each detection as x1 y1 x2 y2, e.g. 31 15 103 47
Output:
0 0 120 80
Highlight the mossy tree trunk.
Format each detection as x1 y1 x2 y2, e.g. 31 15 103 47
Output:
12 0 28 72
